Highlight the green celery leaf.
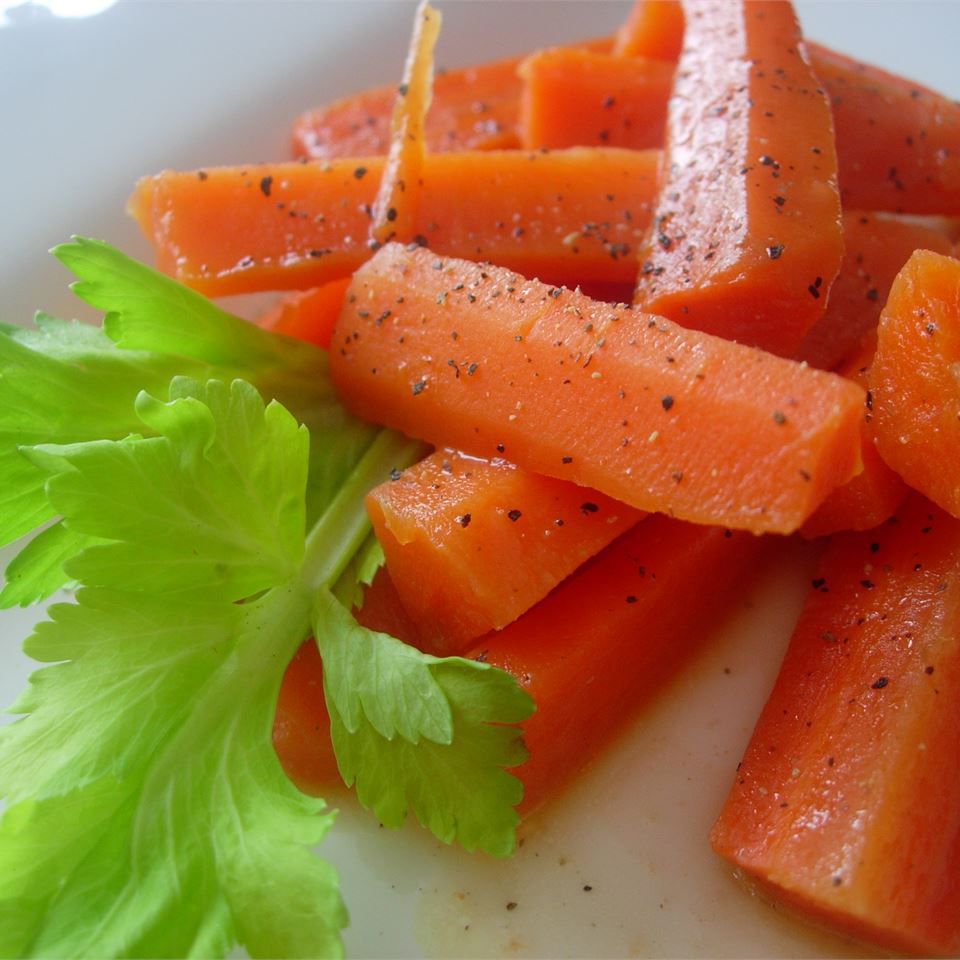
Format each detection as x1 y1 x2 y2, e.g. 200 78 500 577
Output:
0 378 346 958
314 589 534 858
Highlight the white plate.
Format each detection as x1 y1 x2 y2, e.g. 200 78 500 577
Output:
1 2 958 957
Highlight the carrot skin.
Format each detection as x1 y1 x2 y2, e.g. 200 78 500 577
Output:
367 449 643 655
711 494 960 957
869 249 960 519
631 0 842 358
256 278 351 350
129 147 658 297
612 0 685 60
330 243 865 535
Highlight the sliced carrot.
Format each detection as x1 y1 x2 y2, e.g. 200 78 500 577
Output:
290 38 613 161
809 42 960 215
518 47 674 153
274 516 769 816
869 249 960 518
797 212 956 371
366 449 643 655
369 0 441 246
800 336 907 539
256 277 351 349
631 0 842 358
330 243 865 535
611 0 684 60
711 493 960 957
129 147 658 297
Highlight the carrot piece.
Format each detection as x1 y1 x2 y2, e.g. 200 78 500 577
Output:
518 47 674 152
274 516 769 815
797 212 956 371
800 336 907 539
329 243 865 535
869 249 960 518
631 0 842 358
711 494 960 957
612 0 684 60
289 37 613 161
256 277 351 349
366 449 643 655
369 1 441 246
129 147 659 297
808 42 960 215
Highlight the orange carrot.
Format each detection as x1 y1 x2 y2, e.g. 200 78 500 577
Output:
711 493 960 957
274 516 769 816
330 242 865 535
631 0 842 358
257 277 351 349
797 212 955 371
611 0 684 60
369 1 441 246
518 47 674 153
129 147 659 297
800 336 907 539
869 249 960 518
366 449 643 655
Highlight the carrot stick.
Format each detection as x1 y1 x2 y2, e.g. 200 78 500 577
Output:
799 336 907 539
330 242 865 535
796 212 956 371
256 277 351 349
129 147 659 297
631 0 842 358
868 248 960 519
274 516 770 816
611 0 684 60
369 0 441 246
366 449 643 655
711 493 960 957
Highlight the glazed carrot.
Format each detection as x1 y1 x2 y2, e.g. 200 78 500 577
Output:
290 38 613 161
711 494 960 957
369 1 441 246
257 278 351 349
129 147 659 297
611 0 684 60
518 47 673 153
366 449 643 655
800 336 907 539
797 212 956 371
809 42 960 215
274 516 769 815
330 243 865 535
869 249 960 519
631 0 842 358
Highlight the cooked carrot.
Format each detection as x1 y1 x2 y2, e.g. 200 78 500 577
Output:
274 516 769 816
797 212 956 371
257 278 351 349
808 42 960 215
366 449 643 655
129 147 659 297
330 243 865 535
631 0 842 358
869 249 960 519
611 0 684 60
369 1 441 246
290 38 613 161
800 336 907 539
711 493 960 957
518 47 673 153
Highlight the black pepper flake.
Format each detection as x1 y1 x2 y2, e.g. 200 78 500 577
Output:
411 379 427 396
375 310 391 325
197 169 208 181
507 509 522 522
925 665 935 675
458 513 472 528
580 502 599 514
766 243 784 260
386 207 397 222
807 276 823 299
561 455 573 464
860 579 875 589
812 577 828 591
866 287 879 302
583 885 593 892
259 175 273 197
625 595 637 604
871 676 889 689
661 395 675 411
773 195 786 207
467 362 479 376
353 166 368 180
772 410 787 425
398 82 409 96
505 902 518 912
389 468 402 481
496 443 505 453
